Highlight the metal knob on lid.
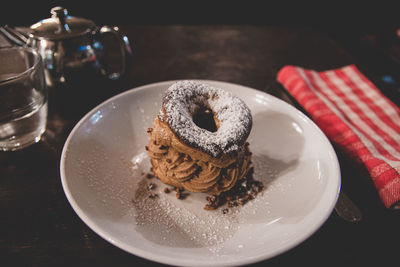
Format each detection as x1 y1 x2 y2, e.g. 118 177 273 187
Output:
50 6 71 33
29 6 95 39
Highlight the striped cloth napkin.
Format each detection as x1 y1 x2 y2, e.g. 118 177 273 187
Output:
277 65 400 209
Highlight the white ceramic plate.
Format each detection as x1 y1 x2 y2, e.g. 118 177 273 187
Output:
60 80 340 266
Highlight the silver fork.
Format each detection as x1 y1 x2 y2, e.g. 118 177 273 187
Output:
335 191 362 222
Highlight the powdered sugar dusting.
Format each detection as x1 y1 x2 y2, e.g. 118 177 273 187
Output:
161 80 252 157
132 185 240 254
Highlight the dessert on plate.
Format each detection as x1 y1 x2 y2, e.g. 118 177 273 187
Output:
146 80 260 208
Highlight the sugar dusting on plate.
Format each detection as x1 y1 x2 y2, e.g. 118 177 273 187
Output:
129 152 275 255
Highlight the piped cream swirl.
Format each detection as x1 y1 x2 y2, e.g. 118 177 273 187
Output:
146 117 252 194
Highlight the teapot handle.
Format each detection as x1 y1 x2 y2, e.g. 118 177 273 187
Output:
98 25 132 80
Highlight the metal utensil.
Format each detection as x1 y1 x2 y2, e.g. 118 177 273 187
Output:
0 25 28 46
335 191 363 222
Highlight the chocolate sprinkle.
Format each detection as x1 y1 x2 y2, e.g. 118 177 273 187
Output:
202 167 264 210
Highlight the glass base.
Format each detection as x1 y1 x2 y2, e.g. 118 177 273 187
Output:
0 129 45 151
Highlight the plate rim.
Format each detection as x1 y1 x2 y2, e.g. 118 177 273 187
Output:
60 79 341 266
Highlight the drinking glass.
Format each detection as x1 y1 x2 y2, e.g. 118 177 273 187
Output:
0 47 48 151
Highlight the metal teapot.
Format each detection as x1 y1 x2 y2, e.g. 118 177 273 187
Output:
27 6 131 87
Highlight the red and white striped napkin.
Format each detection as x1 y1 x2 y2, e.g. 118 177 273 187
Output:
277 65 400 208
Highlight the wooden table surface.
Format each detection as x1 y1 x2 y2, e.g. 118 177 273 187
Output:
1 24 399 266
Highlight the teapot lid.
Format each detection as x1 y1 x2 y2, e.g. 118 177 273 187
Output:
29 7 96 40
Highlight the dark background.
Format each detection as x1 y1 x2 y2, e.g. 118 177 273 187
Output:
2 1 398 31
3 0 399 83
1 1 399 267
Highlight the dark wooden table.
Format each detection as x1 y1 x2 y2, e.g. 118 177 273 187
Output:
1 25 399 267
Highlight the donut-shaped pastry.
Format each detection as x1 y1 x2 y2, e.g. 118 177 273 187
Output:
160 80 252 158
146 80 253 195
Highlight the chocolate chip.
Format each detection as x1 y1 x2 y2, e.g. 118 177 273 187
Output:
248 167 254 176
174 187 182 193
163 187 170 193
204 194 219 209
147 128 153 133
204 204 216 210
237 198 247 205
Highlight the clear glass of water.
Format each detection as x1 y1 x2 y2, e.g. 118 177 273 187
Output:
0 47 48 151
